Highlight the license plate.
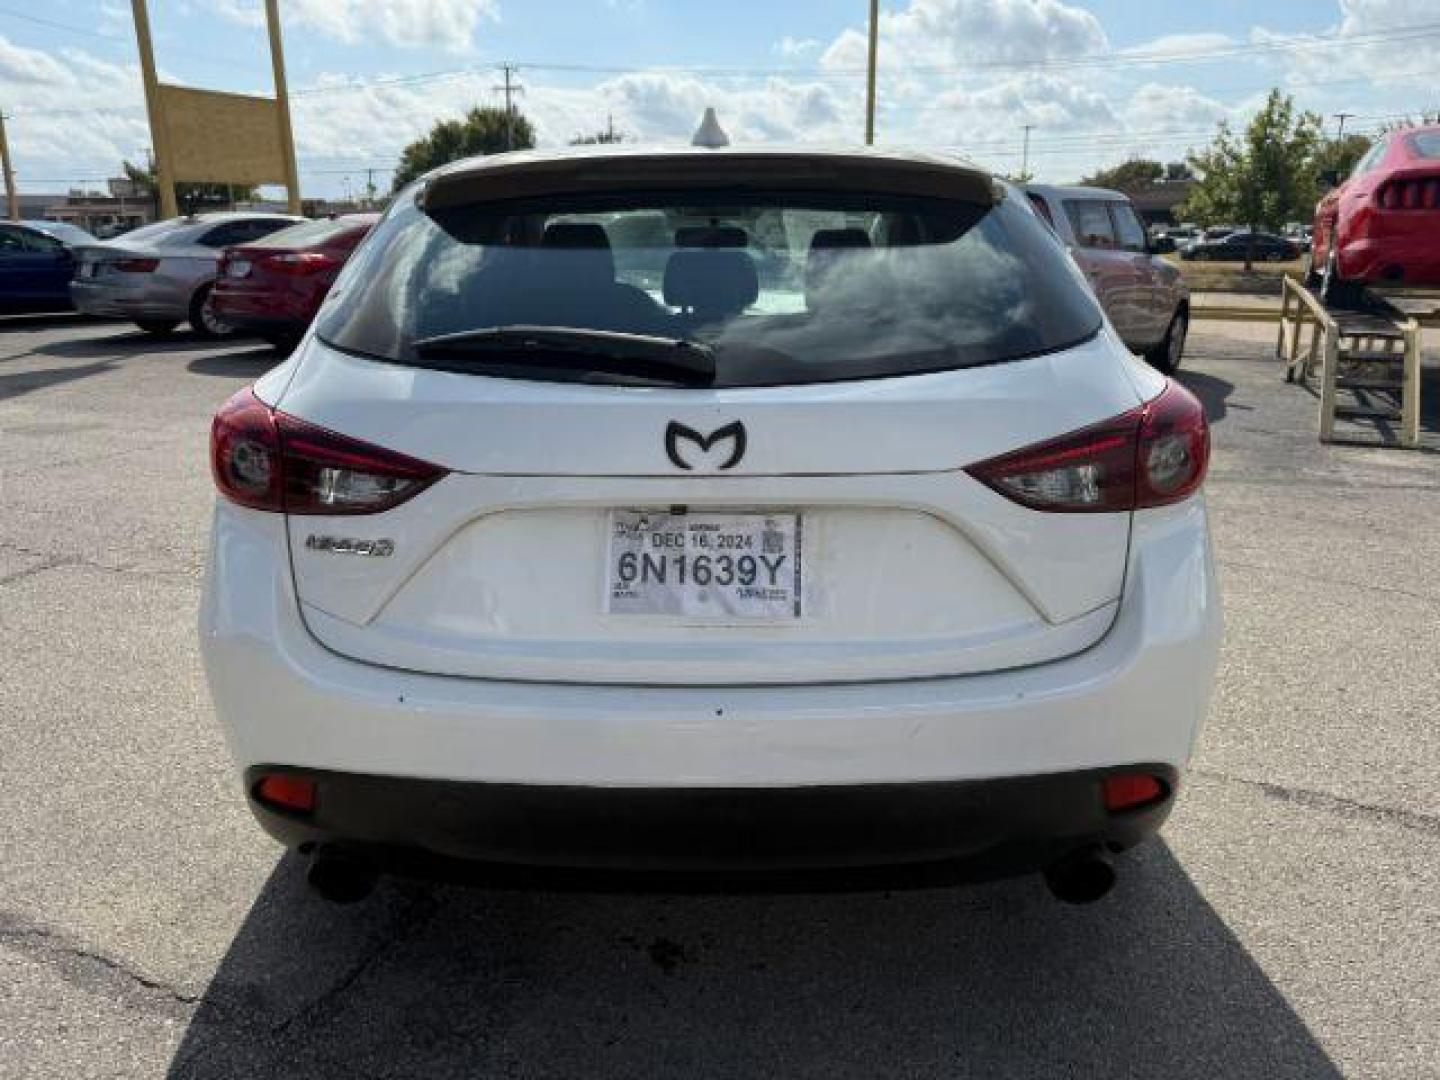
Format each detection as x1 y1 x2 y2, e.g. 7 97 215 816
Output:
80 262 97 278
226 259 251 278
606 511 804 620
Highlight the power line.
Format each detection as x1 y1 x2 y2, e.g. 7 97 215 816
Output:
282 20 1440 98
0 4 268 74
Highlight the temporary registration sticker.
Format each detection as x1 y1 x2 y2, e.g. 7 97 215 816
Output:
605 510 803 620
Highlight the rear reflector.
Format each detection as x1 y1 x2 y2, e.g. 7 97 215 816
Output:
1103 773 1166 813
966 379 1209 512
210 388 446 514
254 774 317 813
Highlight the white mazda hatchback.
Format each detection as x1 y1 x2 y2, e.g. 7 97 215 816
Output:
200 146 1222 904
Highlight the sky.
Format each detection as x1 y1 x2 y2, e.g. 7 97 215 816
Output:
2 0 1439 200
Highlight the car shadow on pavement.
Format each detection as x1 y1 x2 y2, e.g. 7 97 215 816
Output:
1175 369 1237 424
165 841 1341 1079
34 330 226 358
186 348 288 377
0 358 121 402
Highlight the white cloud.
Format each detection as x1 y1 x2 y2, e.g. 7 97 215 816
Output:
1122 32 1236 60
821 0 1106 72
0 35 76 86
216 0 499 51
775 36 821 58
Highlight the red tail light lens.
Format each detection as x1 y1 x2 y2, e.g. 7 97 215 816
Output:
254 774 316 814
1103 773 1167 813
1377 178 1440 210
210 389 446 514
966 380 1208 512
113 257 159 273
262 251 339 275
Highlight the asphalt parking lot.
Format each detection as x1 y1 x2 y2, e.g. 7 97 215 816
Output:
1 315 1437 1079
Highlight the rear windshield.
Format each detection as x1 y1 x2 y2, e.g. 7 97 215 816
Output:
117 218 195 244
253 217 367 249
1408 131 1440 159
316 186 1102 388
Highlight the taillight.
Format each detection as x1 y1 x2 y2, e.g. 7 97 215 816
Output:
113 257 159 273
966 380 1209 512
262 251 339 275
1377 178 1440 210
210 388 446 514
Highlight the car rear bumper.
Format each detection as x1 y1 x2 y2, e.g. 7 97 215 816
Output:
244 762 1178 884
1340 234 1440 284
201 493 1220 803
69 280 184 320
210 284 316 331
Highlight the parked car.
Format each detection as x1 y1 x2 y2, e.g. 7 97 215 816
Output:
201 145 1221 905
1310 123 1440 305
1024 184 1190 372
0 220 95 314
210 213 379 349
70 211 304 337
1180 231 1300 262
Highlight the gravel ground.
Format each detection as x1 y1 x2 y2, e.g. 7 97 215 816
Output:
1 315 1436 1079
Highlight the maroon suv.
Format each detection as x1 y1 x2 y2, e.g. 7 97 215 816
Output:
211 214 379 348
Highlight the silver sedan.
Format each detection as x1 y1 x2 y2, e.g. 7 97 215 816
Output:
70 212 303 338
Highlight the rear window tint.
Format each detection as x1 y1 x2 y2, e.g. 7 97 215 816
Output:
317 186 1102 388
1407 131 1440 159
253 218 368 249
1063 200 1117 250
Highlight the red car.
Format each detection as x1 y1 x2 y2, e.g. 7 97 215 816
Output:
211 213 379 348
1310 124 1440 304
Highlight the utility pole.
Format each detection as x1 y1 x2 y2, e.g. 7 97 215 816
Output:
606 112 615 143
1333 112 1354 141
495 64 524 151
864 0 879 145
0 111 18 221
1021 124 1034 179
264 0 302 214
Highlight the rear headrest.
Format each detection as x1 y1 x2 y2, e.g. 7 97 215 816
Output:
542 221 611 251
809 227 872 252
806 228 874 310
675 225 748 249
663 250 759 319
540 221 614 284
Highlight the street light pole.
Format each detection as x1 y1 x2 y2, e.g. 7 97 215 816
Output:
864 0 879 145
1021 124 1033 179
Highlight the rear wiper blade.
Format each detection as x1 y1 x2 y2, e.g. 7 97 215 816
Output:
412 326 716 384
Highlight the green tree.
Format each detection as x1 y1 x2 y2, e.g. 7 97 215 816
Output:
122 160 259 217
392 106 536 191
1311 132 1373 184
1081 158 1164 193
1179 90 1324 268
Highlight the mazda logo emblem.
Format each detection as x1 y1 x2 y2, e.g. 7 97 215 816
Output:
665 421 746 471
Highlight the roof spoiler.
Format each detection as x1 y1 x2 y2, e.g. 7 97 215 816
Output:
420 153 1000 212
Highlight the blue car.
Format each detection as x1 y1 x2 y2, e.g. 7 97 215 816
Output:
0 220 96 313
